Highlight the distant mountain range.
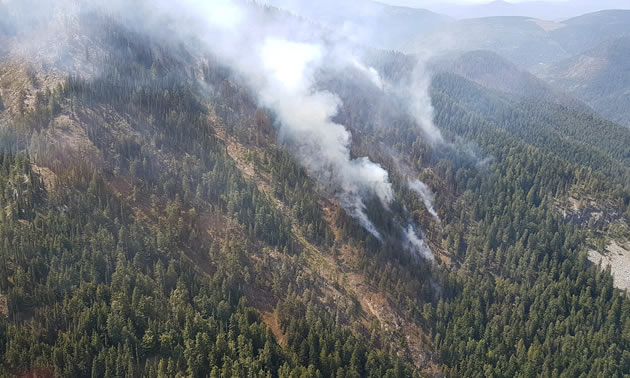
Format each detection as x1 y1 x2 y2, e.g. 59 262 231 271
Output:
262 0 630 130
403 10 630 70
262 0 451 49
404 16 569 68
551 10 630 54
381 0 630 20
399 9 630 127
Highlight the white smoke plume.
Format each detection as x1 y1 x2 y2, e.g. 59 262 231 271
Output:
350 58 385 90
2 0 442 244
152 0 393 239
403 224 434 262
408 55 444 146
408 179 440 222
260 0 444 146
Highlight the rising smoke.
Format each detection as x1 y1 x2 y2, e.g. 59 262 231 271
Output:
2 0 441 259
403 224 434 262
175 1 395 239
408 179 440 222
408 57 444 146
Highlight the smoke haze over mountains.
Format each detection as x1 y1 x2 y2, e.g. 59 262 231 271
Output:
0 0 444 257
378 0 630 20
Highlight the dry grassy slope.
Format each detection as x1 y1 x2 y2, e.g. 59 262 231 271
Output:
0 61 60 120
0 61 106 195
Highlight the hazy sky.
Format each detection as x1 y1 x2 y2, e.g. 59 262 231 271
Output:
379 0 561 4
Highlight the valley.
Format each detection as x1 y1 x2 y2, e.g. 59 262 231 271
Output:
0 1 630 377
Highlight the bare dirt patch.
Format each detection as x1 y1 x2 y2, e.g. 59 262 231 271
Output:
556 194 623 227
31 164 57 192
214 125 274 196
0 59 65 122
567 56 607 80
242 285 285 345
589 241 630 291
18 367 55 378
317 200 437 372
260 311 285 345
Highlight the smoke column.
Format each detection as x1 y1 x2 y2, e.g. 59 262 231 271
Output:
158 0 394 239
409 56 444 145
2 0 441 254
404 224 434 262
408 179 440 222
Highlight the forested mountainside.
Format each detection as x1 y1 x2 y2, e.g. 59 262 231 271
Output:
540 37 630 128
430 50 587 111
1 2 630 378
399 9 630 132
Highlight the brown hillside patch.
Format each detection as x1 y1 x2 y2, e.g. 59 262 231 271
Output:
28 114 103 178
197 210 233 242
260 311 286 346
0 59 65 121
530 19 566 32
214 125 275 197
31 164 57 192
317 200 437 372
0 294 7 317
18 367 55 378
243 286 286 345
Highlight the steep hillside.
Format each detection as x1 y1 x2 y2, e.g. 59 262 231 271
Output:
1 2 630 378
539 36 630 127
429 73 630 180
0 5 442 377
324 51 630 375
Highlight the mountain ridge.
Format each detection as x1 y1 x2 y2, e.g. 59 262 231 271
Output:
403 9 630 70
395 0 630 20
433 49 589 111
539 36 630 127
1 1 630 377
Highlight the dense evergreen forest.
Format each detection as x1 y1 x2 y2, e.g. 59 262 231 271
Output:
1 4 630 378
323 51 630 376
